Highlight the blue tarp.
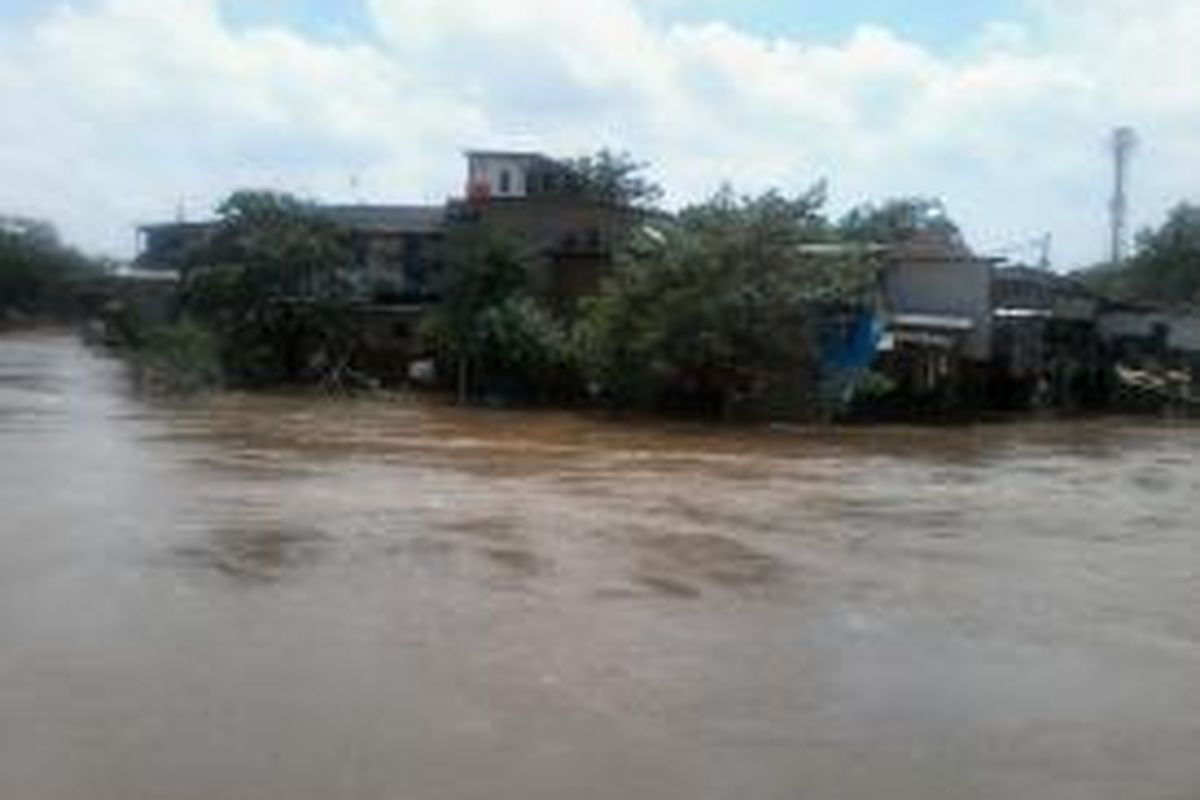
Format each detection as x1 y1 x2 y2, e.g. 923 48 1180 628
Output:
820 310 882 373
818 310 884 406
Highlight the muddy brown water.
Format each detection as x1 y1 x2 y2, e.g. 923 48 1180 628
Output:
2 331 1199 799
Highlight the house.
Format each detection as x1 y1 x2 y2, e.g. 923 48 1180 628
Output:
873 228 998 409
135 221 216 273
455 150 643 308
136 205 444 303
465 151 561 200
1099 303 1200 399
988 266 1109 409
318 205 444 303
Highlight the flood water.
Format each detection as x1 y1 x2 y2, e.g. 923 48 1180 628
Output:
2 331 1200 799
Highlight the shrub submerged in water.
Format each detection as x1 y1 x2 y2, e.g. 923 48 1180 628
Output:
133 320 223 395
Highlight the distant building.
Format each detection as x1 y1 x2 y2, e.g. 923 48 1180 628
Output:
318 205 445 302
466 151 557 200
879 228 997 362
136 205 444 303
135 222 217 274
1099 302 1200 379
870 229 999 410
135 150 637 310
990 265 1108 409
455 150 644 308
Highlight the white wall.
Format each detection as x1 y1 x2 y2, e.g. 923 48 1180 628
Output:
883 259 994 361
467 154 530 198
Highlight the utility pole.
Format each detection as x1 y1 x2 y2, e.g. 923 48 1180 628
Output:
1110 126 1137 266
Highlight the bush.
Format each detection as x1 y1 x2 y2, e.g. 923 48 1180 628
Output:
573 187 873 418
1 220 100 318
133 320 223 395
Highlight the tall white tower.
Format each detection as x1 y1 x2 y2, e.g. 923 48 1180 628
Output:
1110 126 1137 266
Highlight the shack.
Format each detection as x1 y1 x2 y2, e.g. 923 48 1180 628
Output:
990 265 1108 409
875 229 998 411
1099 303 1200 407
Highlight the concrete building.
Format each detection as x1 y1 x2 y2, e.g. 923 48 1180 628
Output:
136 205 444 303
456 150 644 308
319 205 444 302
870 229 999 410
879 228 997 362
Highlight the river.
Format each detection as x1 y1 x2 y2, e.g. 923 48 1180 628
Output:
2 330 1199 799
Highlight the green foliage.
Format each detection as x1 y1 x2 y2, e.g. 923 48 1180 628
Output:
0 218 100 318
557 149 664 208
422 220 572 402
1079 204 1200 306
178 191 358 386
1073 260 1129 300
1134 204 1200 304
574 186 875 417
133 320 223 395
839 197 961 244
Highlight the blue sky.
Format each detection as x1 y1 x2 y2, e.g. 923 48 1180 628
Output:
644 0 1024 49
1 0 1197 268
208 0 1023 51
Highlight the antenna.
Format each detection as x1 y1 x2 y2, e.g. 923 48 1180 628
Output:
1110 126 1137 266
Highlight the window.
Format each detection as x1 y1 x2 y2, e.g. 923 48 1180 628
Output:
403 234 425 296
498 169 512 195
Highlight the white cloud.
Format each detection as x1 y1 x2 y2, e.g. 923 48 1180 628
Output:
2 0 1199 267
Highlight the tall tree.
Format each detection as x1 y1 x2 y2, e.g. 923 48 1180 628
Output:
574 185 874 417
179 191 358 385
1 217 98 318
1076 203 1200 306
421 220 571 402
1125 203 1200 305
838 197 961 244
557 149 664 209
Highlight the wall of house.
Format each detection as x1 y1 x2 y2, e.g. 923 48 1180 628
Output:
136 223 216 271
469 197 636 306
352 230 441 301
883 258 993 361
1099 310 1162 341
467 155 531 199
1166 313 1200 353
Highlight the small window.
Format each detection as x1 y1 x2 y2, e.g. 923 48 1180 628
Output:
498 169 512 195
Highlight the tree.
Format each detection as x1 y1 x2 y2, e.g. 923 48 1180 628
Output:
1126 204 1200 305
557 149 664 209
839 197 961 244
1074 204 1200 306
420 220 572 402
178 191 358 386
574 185 875 418
1 217 99 318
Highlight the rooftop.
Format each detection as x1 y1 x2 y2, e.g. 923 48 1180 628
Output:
464 150 552 162
317 204 445 234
